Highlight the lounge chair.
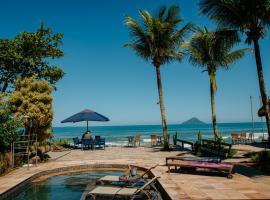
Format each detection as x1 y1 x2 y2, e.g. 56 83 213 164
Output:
94 136 105 150
97 165 159 187
87 177 159 200
167 159 234 178
166 156 221 166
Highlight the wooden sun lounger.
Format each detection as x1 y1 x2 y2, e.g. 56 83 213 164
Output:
167 160 234 178
87 177 159 200
97 164 158 186
166 156 221 166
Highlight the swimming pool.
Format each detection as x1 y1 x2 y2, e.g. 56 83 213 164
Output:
12 171 123 200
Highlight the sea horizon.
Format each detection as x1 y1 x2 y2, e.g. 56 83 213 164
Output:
53 121 266 128
52 122 268 146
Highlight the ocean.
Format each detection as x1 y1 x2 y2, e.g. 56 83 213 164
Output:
52 122 268 146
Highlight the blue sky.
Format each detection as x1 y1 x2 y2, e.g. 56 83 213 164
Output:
1 0 269 126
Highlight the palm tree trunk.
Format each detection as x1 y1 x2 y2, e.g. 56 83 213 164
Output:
210 73 218 141
253 38 270 142
155 65 169 149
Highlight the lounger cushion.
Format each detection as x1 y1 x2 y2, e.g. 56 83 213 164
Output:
167 160 234 170
117 188 138 195
98 175 119 182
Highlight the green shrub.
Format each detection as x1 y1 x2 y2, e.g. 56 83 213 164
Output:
227 149 237 158
0 153 12 175
197 131 202 146
217 134 224 145
0 95 22 152
52 138 70 147
194 131 202 155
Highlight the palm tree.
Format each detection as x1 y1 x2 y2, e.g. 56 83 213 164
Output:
199 0 270 142
183 27 248 140
125 6 192 149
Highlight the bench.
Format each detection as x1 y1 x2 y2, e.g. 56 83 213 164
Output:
167 159 234 178
176 139 194 151
201 139 232 158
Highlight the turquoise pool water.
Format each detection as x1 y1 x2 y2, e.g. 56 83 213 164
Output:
12 171 123 200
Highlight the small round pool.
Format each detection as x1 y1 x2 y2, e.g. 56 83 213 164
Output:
12 171 123 200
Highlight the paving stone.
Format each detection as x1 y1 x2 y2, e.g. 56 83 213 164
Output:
0 146 270 200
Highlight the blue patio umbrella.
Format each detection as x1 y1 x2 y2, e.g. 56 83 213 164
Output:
61 109 110 131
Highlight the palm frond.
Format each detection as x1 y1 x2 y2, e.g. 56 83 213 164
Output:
124 43 151 61
184 26 247 73
171 22 195 45
125 5 191 65
199 0 270 43
219 48 251 69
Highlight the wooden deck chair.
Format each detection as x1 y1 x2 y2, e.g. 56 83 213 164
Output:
231 133 240 144
133 134 141 147
87 177 159 200
240 132 247 144
150 134 158 146
97 164 159 186
167 159 234 178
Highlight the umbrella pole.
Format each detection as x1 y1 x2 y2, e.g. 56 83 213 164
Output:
87 121 89 132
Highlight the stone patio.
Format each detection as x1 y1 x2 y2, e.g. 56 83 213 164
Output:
0 145 270 199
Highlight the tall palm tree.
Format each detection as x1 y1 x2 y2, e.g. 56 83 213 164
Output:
184 27 248 140
199 0 270 142
125 6 192 149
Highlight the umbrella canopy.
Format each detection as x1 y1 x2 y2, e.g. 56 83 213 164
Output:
61 109 109 131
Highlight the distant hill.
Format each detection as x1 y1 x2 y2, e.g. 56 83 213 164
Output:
182 117 206 125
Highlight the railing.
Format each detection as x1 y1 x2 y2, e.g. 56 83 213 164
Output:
11 134 38 169
176 139 194 151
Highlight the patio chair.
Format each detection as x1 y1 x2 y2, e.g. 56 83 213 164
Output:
231 133 240 144
94 136 105 150
150 134 157 146
87 177 159 200
240 132 252 144
72 137 81 148
127 136 134 147
97 164 159 187
133 134 141 147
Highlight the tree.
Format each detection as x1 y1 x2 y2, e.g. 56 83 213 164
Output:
184 27 248 140
0 23 64 93
8 77 53 142
125 5 192 149
199 0 270 142
0 95 22 152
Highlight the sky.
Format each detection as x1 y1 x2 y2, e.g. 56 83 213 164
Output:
0 0 270 127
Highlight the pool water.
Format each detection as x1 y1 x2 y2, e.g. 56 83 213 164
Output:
12 171 123 200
